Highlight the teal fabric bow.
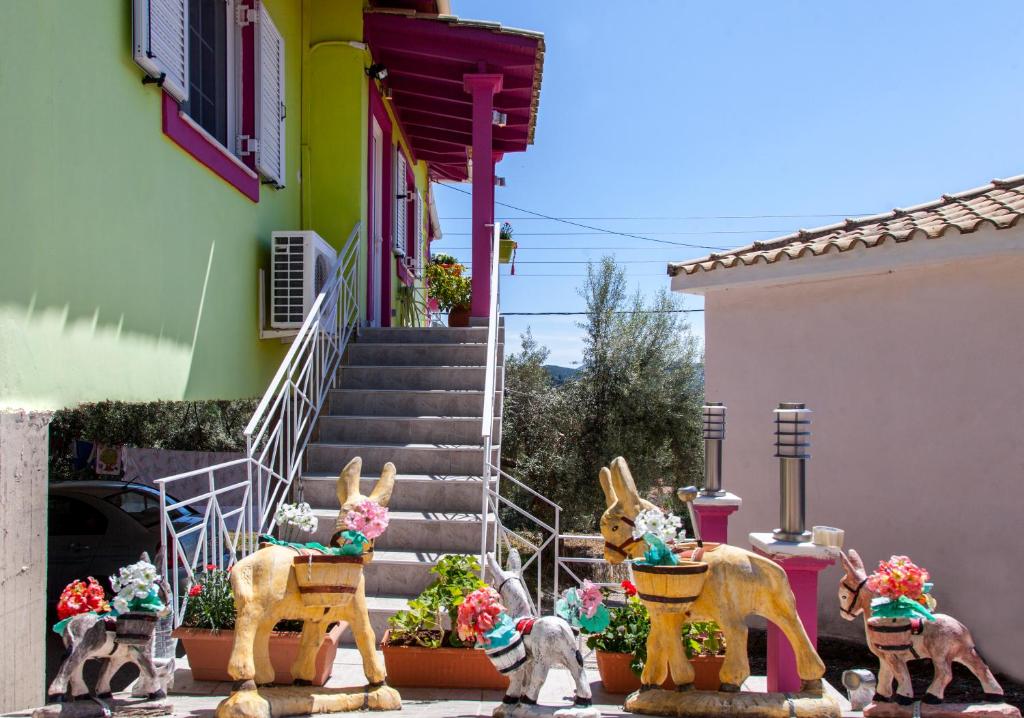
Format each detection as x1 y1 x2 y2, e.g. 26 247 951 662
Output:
871 595 936 621
641 533 679 566
259 531 369 556
555 590 611 634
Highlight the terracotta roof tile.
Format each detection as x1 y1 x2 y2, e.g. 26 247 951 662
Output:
668 174 1024 277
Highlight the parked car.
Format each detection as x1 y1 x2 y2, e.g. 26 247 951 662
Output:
47 481 204 614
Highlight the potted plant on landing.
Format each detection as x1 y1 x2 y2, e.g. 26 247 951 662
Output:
425 254 472 327
380 554 508 689
587 580 726 693
498 222 517 264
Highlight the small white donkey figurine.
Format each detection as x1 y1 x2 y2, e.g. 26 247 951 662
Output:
486 551 599 718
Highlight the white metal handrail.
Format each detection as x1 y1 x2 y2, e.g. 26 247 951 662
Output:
157 222 361 622
245 222 361 533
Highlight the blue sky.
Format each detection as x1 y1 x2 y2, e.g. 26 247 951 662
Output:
431 1 1024 366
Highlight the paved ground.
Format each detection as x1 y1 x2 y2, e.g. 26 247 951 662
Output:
161 648 853 718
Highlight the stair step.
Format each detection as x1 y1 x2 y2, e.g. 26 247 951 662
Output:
317 415 501 444
358 327 499 344
362 549 444 596
328 389 500 418
309 508 485 553
347 342 503 367
302 472 488 513
338 365 503 391
306 442 499 475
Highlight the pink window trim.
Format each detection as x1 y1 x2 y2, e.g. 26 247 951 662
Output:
397 258 414 287
162 92 260 202
368 81 393 326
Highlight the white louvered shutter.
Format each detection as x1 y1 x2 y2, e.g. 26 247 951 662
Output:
393 153 408 256
255 3 286 187
414 192 424 276
132 0 189 103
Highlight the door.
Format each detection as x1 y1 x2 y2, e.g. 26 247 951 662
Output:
369 118 384 327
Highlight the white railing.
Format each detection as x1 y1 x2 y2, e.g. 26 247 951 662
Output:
157 222 361 623
246 223 360 531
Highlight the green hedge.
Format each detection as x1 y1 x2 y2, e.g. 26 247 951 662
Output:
49 399 258 482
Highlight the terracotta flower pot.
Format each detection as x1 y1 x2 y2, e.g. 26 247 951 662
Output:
447 304 471 328
595 650 724 693
380 629 509 690
172 623 344 685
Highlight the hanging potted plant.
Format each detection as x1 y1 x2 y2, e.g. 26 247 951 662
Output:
171 503 345 685
586 580 726 693
498 222 517 264
425 256 472 327
380 554 508 689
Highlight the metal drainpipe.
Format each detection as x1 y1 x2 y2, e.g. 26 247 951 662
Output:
701 402 726 496
772 402 812 542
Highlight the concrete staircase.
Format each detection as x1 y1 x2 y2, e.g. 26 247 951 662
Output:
301 325 503 644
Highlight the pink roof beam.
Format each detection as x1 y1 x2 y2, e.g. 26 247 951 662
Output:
363 10 545 183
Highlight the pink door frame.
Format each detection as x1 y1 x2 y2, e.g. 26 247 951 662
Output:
367 81 393 327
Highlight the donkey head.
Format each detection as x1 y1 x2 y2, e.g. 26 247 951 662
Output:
838 549 869 621
486 549 533 618
598 457 658 564
333 456 395 547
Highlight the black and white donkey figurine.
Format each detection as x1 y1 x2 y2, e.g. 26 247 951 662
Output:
47 554 175 704
486 550 599 718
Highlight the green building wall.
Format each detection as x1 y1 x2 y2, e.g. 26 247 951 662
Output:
0 0 432 412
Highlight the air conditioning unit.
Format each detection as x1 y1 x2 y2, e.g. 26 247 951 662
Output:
270 231 337 329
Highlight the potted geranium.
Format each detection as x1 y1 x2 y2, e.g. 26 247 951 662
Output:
380 554 508 689
498 222 517 264
425 255 472 327
587 580 726 693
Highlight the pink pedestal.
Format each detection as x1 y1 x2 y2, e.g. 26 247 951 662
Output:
750 537 836 693
693 504 739 544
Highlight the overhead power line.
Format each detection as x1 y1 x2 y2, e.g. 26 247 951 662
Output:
443 230 784 236
503 309 703 316
440 214 867 220
437 183 730 251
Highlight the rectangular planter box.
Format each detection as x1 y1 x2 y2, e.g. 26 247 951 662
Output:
595 650 724 693
380 630 509 690
172 623 344 685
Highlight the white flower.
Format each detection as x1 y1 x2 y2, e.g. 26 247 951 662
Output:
632 508 686 544
275 502 318 533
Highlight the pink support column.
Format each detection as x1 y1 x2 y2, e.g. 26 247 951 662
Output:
750 534 837 693
463 73 503 318
692 493 741 544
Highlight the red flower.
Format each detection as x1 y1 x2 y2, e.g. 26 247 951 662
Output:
226 565 232 573
188 584 203 597
621 580 637 597
206 563 216 571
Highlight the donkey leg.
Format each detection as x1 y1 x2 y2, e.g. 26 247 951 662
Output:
891 657 915 705
521 656 548 706
717 617 749 691
956 646 1005 702
347 588 387 685
494 669 525 717
253 618 277 686
48 651 76 700
767 592 825 685
95 652 127 698
640 615 668 688
663 613 695 690
557 634 592 706
922 650 953 704
133 647 165 700
873 657 895 702
227 605 262 685
291 620 323 685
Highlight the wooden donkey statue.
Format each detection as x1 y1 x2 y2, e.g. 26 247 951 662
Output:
838 548 1006 707
598 456 826 693
216 457 399 718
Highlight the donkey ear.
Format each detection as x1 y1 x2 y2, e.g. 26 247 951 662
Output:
599 466 617 509
506 548 522 575
368 462 396 507
337 457 363 505
847 548 865 572
609 457 641 512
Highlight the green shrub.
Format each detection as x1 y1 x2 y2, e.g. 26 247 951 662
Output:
425 257 471 312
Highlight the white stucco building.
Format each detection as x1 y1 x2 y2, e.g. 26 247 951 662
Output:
669 175 1024 680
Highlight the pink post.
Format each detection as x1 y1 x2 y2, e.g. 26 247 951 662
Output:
692 493 741 544
463 73 503 318
750 534 837 693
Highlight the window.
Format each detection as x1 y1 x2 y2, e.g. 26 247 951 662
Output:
49 496 108 537
133 0 286 198
184 0 232 146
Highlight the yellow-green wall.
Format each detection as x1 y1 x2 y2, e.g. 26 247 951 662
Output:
0 0 432 411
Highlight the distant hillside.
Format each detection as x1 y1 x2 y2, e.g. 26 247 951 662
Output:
543 365 578 385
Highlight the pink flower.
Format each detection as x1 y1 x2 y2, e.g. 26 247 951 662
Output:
579 580 603 619
456 587 506 645
868 555 929 600
344 500 390 540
